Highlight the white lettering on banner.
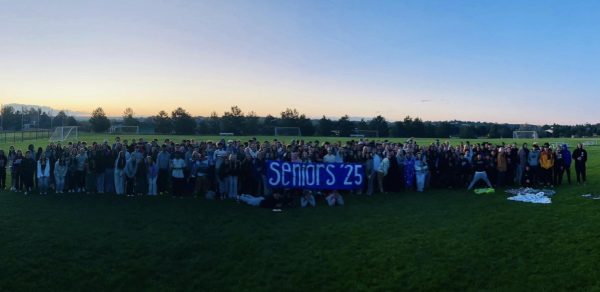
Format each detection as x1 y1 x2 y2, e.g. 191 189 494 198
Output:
305 164 315 186
269 162 280 185
326 164 335 185
281 162 291 186
267 161 364 189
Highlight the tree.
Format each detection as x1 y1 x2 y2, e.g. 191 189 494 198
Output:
39 112 51 128
368 115 389 137
52 111 68 127
279 108 315 136
122 107 140 127
336 115 355 137
153 110 173 134
244 111 260 135
89 107 111 132
171 107 196 135
205 111 221 134
261 114 279 135
459 125 477 139
221 106 245 134
0 106 18 130
317 116 334 136
67 116 79 127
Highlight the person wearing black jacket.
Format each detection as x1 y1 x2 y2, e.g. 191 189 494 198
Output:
0 150 7 190
573 143 588 185
21 151 36 195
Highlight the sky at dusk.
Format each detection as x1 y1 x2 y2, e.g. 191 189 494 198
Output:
1 0 600 124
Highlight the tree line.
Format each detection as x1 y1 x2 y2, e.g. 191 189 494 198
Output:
2 105 599 138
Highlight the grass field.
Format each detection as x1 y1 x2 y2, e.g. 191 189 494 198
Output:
0 134 599 291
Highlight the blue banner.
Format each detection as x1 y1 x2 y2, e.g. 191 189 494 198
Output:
266 160 365 190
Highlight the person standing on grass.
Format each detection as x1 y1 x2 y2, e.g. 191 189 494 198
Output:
190 151 208 198
414 152 429 192
573 143 588 185
496 149 507 188
37 153 51 195
156 144 171 195
67 149 78 193
539 146 554 187
146 156 158 196
170 152 186 198
553 147 565 186
135 153 148 196
54 155 68 194
0 150 7 190
75 148 87 193
85 150 97 194
124 155 138 197
114 150 127 195
561 144 572 184
12 150 23 192
527 144 541 186
226 153 241 199
22 151 36 195
467 154 493 190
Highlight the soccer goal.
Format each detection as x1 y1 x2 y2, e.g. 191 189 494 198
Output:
274 127 301 137
50 126 79 142
353 130 379 138
109 125 140 134
513 131 538 140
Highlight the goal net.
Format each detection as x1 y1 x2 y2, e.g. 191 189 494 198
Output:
353 130 379 138
274 127 301 137
109 125 140 134
50 126 78 142
513 131 538 139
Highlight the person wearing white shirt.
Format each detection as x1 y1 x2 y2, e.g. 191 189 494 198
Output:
170 152 187 197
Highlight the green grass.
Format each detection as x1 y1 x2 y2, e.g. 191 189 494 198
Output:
0 135 599 291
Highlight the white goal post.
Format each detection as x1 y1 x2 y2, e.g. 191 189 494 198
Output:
50 126 79 142
109 125 140 134
274 127 301 137
513 131 538 139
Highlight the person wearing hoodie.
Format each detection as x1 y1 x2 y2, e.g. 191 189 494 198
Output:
156 144 171 195
561 144 572 184
54 155 68 194
496 149 507 188
573 143 588 185
124 155 138 197
527 144 540 185
539 146 554 187
37 153 51 195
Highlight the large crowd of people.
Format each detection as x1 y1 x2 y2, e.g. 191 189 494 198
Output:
0 137 590 209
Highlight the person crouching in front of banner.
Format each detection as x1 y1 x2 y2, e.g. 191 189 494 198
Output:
467 154 493 191
300 189 316 208
325 190 344 207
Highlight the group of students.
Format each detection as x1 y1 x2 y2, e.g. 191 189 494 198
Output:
0 137 590 209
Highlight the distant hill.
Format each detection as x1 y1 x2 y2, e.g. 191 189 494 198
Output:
4 103 89 118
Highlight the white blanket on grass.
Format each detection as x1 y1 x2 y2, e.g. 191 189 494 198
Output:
507 192 551 204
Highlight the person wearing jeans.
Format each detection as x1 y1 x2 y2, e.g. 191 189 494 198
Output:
54 156 68 193
114 151 127 195
37 153 51 195
414 152 428 192
146 156 158 195
573 143 588 184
